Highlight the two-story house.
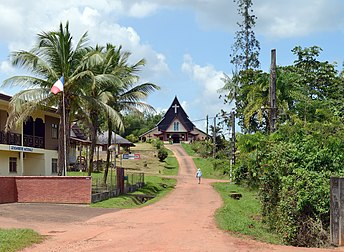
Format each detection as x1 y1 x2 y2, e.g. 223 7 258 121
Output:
0 93 60 176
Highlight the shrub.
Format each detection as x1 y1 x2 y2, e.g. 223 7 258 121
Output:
158 147 168 161
126 134 138 143
234 122 344 247
152 139 164 149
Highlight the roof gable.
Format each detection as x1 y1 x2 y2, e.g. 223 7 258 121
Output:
158 96 195 131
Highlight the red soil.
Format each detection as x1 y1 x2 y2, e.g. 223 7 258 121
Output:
0 144 343 252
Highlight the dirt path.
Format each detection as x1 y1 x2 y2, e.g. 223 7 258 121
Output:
0 144 342 251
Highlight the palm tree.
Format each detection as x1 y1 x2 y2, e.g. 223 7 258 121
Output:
76 44 125 176
100 45 159 184
2 22 90 175
75 44 159 178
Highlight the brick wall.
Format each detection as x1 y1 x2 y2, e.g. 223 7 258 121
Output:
0 177 17 203
0 176 92 204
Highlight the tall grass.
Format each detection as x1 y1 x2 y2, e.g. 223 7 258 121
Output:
213 182 283 244
181 142 196 156
193 157 228 179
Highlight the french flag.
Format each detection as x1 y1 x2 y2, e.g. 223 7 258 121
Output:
50 76 64 94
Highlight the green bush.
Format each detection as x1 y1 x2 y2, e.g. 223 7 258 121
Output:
234 122 344 247
190 140 213 158
158 147 168 161
152 139 164 149
126 134 139 143
276 169 330 247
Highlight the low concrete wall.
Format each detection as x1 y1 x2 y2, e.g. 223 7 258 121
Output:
0 176 92 204
92 189 120 203
0 177 17 203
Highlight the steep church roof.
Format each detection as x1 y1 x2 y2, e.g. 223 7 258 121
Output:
157 96 195 131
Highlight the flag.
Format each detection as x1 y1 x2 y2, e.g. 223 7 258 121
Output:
50 76 64 94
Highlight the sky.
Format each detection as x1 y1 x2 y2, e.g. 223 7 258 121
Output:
1 0 344 132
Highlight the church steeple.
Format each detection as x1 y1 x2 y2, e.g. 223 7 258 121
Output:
157 96 195 132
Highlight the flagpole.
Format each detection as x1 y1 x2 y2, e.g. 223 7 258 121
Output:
63 89 67 176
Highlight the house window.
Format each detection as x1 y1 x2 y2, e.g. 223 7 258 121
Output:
52 123 58 139
52 158 58 174
174 122 179 131
9 157 17 173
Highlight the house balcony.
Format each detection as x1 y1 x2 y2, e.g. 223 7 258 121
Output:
0 130 44 149
0 130 21 146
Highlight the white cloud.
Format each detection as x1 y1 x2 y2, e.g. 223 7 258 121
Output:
128 2 158 18
127 0 344 38
181 54 226 118
80 7 100 27
255 0 344 38
0 0 170 85
0 61 14 74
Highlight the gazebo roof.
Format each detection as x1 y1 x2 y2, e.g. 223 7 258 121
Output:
97 131 135 146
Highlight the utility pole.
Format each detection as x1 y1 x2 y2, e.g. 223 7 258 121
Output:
231 110 236 165
269 49 277 133
206 115 209 140
213 115 216 158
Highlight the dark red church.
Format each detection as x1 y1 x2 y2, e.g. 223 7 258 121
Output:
140 96 207 143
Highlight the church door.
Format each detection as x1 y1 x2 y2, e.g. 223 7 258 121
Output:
171 134 180 143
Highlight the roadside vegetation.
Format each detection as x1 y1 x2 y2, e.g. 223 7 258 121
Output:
70 141 178 209
0 228 43 252
213 183 283 244
91 176 176 208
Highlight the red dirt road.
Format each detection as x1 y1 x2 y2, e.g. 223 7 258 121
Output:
0 144 343 251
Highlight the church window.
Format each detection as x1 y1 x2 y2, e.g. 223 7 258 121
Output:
174 122 179 131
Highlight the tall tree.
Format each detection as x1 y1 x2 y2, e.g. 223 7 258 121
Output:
2 22 89 175
83 44 159 183
220 0 260 134
230 0 260 71
291 46 340 124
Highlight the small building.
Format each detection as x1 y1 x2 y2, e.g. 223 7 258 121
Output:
140 96 208 143
97 131 135 155
0 93 59 176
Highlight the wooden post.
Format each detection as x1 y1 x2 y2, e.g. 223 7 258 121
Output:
269 49 277 133
213 116 216 158
206 115 209 140
231 111 236 165
330 177 344 246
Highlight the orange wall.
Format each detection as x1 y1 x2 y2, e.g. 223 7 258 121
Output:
0 176 92 204
0 177 17 203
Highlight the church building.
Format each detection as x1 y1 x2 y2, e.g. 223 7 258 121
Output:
140 96 208 143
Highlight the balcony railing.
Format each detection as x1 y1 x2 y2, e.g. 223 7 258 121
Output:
23 135 44 148
0 130 44 149
0 131 21 145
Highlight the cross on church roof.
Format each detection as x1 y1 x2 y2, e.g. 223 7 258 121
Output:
172 104 179 113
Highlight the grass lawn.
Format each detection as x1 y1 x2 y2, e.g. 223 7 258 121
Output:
0 228 43 252
181 142 196 156
162 149 178 176
213 182 283 245
91 176 176 208
193 157 229 180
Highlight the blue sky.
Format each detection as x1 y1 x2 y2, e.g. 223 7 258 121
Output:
1 0 344 131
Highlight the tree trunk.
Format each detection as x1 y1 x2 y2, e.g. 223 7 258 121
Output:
88 111 98 176
103 119 112 185
57 95 70 176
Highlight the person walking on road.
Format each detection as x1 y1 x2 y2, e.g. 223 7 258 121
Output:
196 168 202 184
